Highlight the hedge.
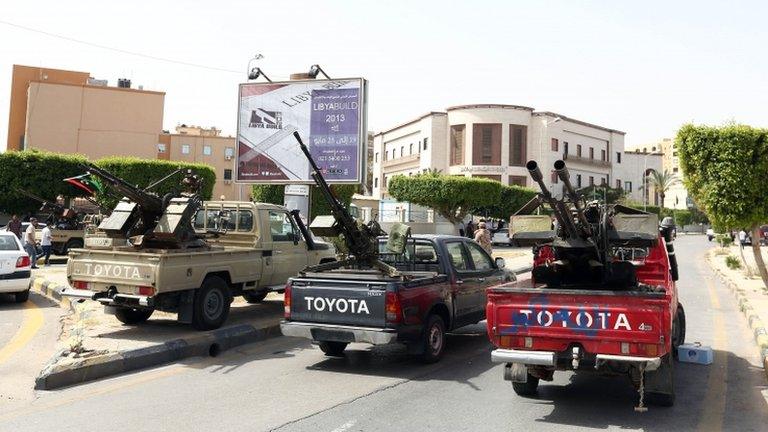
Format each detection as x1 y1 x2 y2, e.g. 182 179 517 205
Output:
251 184 358 219
0 151 216 215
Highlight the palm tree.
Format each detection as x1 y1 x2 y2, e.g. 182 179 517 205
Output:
644 170 679 209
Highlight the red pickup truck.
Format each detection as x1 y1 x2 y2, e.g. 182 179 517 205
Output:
486 233 685 407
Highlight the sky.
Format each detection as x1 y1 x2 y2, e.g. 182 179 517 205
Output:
1 0 767 151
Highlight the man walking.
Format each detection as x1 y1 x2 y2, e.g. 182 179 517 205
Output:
41 223 52 266
474 221 493 255
24 218 39 269
6 214 22 239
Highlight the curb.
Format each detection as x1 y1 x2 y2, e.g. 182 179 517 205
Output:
706 251 768 380
34 321 282 390
30 276 72 309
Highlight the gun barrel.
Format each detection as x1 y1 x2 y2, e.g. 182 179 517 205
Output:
553 160 592 236
526 160 579 238
83 164 163 215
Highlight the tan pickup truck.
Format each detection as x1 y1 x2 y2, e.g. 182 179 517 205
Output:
63 202 336 330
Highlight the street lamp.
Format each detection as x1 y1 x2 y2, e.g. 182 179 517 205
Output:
247 54 271 82
308 64 331 79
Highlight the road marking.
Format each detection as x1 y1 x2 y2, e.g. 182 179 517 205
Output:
0 299 44 366
697 261 728 432
330 420 357 432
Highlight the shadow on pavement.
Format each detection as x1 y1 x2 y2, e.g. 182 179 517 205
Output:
0 291 59 309
531 350 768 431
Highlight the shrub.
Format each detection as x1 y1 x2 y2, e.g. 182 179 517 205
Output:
251 183 358 218
715 233 733 247
725 255 741 269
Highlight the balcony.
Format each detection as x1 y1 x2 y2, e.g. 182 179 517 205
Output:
382 153 420 170
562 153 611 168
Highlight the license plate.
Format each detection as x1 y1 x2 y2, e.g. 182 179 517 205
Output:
311 329 355 343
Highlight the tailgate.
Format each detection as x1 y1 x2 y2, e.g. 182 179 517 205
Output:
290 278 388 327
487 287 669 355
68 250 156 288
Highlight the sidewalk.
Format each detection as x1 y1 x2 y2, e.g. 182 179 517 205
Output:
706 245 768 377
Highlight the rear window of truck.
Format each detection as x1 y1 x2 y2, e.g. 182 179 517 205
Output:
378 240 438 265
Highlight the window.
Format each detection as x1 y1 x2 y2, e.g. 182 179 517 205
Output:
409 143 413 155
445 242 469 271
551 138 559 152
237 211 254 232
423 137 428 150
268 211 299 242
382 176 387 187
589 147 594 159
400 147 404 157
466 242 493 270
509 125 527 167
224 169 232 180
374 178 378 188
673 167 679 173
473 124 501 165
0 235 21 251
616 152 621 163
450 125 465 165
577 144 582 157
576 174 582 188
616 179 621 189
194 209 253 232
625 181 632 192
375 152 379 162
601 149 606 161
673 151 678 157
181 144 190 155
157 143 166 153
225 147 235 159
509 175 527 187
601 177 606 186
203 145 212 156
589 176 594 186
564 141 569 155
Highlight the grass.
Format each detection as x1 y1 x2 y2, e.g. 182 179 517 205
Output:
725 255 742 270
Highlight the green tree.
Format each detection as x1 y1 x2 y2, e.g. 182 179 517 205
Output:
474 184 537 221
644 170 679 210
577 185 627 204
676 123 768 287
251 184 358 218
387 172 504 225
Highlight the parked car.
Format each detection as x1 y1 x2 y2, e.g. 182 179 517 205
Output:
0 232 32 302
492 228 511 246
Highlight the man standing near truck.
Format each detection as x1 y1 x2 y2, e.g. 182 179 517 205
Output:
24 218 39 269
6 214 22 239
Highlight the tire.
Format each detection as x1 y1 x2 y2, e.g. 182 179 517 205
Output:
114 307 153 324
672 304 686 360
512 373 540 396
192 276 231 330
14 289 30 303
318 341 348 357
243 290 268 303
61 239 84 255
418 314 446 363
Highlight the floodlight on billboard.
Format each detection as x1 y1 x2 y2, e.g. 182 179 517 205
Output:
235 78 367 184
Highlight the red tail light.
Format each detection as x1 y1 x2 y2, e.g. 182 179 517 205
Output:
138 286 155 296
385 291 402 324
283 283 292 319
72 280 89 290
16 256 31 268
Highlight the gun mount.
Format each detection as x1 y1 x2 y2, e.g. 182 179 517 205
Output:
292 131 403 277
84 164 205 249
16 188 82 230
512 160 660 289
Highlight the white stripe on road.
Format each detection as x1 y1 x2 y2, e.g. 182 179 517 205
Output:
330 419 357 432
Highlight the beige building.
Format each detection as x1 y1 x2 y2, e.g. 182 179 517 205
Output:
6 65 245 200
626 138 688 209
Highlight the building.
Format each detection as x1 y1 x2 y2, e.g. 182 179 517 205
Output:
6 65 245 200
626 138 689 209
372 104 661 211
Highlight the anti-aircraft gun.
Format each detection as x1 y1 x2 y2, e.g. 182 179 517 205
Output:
512 159 669 289
16 188 82 230
83 164 206 249
292 131 407 277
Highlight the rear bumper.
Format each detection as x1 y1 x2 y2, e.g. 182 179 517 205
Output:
61 288 154 308
280 321 398 345
490 349 661 371
0 272 31 293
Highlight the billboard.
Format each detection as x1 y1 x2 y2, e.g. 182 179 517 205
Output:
236 78 367 184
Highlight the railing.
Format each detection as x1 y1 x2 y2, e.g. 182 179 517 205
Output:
562 153 611 167
382 153 420 169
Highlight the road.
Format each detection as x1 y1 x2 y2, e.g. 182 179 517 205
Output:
1 236 767 431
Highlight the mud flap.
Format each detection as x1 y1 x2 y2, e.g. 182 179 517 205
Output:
504 363 529 383
177 290 195 324
643 354 675 405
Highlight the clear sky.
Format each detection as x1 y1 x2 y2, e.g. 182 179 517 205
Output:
2 0 766 151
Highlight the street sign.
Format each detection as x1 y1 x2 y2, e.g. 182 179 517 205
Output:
284 184 310 196
236 78 367 184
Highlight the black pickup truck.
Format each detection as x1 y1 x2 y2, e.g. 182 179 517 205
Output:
280 234 513 362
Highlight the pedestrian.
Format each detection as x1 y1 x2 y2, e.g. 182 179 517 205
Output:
6 214 22 239
41 223 52 266
474 221 493 255
738 229 747 249
24 217 39 269
465 220 475 239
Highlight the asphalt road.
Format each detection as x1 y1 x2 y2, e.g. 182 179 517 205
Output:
1 236 767 431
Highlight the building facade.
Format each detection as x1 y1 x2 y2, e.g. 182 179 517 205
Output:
372 104 660 208
626 138 688 209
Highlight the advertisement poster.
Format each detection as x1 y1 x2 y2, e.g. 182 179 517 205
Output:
236 78 366 184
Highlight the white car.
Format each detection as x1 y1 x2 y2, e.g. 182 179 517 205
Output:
492 229 511 246
0 232 32 302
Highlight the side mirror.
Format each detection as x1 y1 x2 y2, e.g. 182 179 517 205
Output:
495 257 506 269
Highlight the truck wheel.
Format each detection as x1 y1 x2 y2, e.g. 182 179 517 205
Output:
114 307 153 325
14 289 30 303
243 290 268 303
192 276 231 331
512 373 540 396
418 314 446 363
672 304 686 360
62 239 84 255
318 341 348 357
